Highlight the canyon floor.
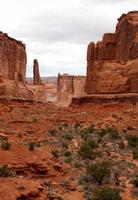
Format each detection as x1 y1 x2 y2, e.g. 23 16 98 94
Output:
0 99 138 200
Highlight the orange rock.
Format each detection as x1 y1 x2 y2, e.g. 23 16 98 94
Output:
86 11 138 94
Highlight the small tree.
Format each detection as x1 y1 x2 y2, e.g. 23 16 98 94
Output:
92 188 122 200
133 179 138 187
28 142 35 151
132 145 138 160
127 135 138 148
87 161 111 185
1 140 11 150
0 165 11 177
79 140 97 159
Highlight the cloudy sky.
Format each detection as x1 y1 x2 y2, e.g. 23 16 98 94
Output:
0 0 138 77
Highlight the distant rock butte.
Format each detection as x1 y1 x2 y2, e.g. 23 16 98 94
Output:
57 73 85 104
85 11 138 94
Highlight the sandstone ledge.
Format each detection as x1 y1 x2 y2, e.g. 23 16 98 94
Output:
70 93 138 105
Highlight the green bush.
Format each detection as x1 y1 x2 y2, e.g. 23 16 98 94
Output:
79 125 95 139
127 135 138 148
99 129 108 137
28 142 35 151
64 150 72 157
63 133 72 141
132 145 138 160
133 179 138 187
87 161 111 185
109 128 120 140
52 149 59 158
64 157 72 163
74 122 81 129
48 129 57 136
79 140 97 159
0 165 11 177
92 188 122 200
57 196 64 200
1 140 11 150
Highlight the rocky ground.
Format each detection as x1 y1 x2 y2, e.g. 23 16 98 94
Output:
0 99 137 200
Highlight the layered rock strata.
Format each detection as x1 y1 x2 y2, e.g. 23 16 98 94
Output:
85 11 138 94
57 73 85 103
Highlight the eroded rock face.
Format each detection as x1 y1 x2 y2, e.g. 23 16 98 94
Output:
0 32 26 82
33 59 42 85
85 11 138 94
57 73 85 104
0 32 42 101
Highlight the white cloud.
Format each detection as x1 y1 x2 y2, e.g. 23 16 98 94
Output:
0 0 138 77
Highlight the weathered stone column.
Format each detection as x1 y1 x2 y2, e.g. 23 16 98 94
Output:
33 59 42 85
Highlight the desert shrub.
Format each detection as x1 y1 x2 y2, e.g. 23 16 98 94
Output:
78 174 93 185
99 129 109 137
79 125 95 139
64 150 72 157
74 122 81 129
127 135 138 148
48 129 57 136
57 196 64 200
64 156 72 163
119 141 125 149
87 161 111 185
63 133 72 141
109 128 120 140
0 165 11 177
28 142 35 151
133 179 138 187
1 140 11 150
63 123 69 128
79 140 97 159
92 188 122 200
132 145 138 160
52 149 59 158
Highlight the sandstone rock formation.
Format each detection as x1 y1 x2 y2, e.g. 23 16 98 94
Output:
0 32 48 102
33 59 42 85
85 11 138 94
0 32 26 82
57 73 85 104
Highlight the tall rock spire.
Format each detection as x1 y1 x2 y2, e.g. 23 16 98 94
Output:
33 59 42 85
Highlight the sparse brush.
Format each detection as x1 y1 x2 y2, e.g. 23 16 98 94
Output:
92 187 122 200
1 140 11 150
132 145 138 160
0 165 11 177
87 161 111 185
127 135 138 148
79 140 97 159
109 128 120 140
28 142 35 151
52 149 59 158
133 179 138 187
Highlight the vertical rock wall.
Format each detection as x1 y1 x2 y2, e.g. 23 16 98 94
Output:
85 11 138 94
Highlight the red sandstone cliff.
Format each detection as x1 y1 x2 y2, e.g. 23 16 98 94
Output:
57 73 85 104
0 32 26 82
85 11 138 94
0 32 46 101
